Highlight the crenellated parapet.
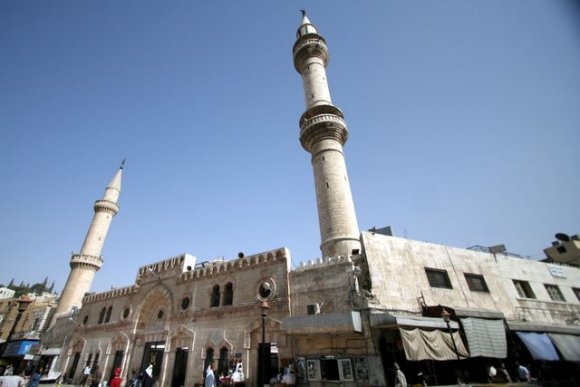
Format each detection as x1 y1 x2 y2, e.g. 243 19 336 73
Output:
94 199 119 215
294 254 354 272
136 253 196 285
70 253 103 270
178 248 290 283
83 285 138 303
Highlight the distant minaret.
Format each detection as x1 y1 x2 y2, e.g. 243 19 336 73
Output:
293 12 361 258
50 162 124 325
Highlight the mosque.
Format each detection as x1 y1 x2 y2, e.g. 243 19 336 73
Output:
6 13 579 387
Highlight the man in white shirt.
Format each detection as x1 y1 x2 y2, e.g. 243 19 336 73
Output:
0 375 26 387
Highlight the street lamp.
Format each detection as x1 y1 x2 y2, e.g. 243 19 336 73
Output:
258 301 271 387
441 308 463 384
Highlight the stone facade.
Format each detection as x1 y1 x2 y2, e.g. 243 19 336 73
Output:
52 249 292 386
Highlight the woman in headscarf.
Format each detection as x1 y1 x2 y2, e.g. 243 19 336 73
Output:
204 361 216 387
109 368 122 387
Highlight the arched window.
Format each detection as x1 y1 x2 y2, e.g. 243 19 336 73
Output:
219 347 229 376
223 283 233 306
105 306 113 323
210 285 220 307
204 347 214 375
98 307 106 324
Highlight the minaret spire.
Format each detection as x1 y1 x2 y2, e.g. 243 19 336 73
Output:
293 14 361 258
50 164 123 326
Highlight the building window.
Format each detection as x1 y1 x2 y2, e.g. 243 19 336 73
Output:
98 307 106 324
211 285 220 307
513 280 536 299
545 284 565 302
223 283 233 306
105 306 113 323
425 268 452 289
219 347 229 376
464 273 489 293
181 297 191 311
82 315 89 325
306 358 353 382
204 347 214 376
574 288 580 302
121 307 130 320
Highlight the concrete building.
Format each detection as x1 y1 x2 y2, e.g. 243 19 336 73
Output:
38 13 579 387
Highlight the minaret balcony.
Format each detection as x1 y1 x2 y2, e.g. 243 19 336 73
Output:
94 199 119 215
299 105 349 152
70 253 103 270
293 35 329 72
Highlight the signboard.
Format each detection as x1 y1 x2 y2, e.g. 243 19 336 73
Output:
548 264 566 278
2 340 40 357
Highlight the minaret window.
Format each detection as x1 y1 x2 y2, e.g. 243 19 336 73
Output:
210 285 220 307
223 283 233 306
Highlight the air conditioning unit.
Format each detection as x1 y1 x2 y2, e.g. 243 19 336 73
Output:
307 303 320 315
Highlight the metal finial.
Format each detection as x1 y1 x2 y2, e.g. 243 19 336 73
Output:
300 9 306 17
120 159 126 169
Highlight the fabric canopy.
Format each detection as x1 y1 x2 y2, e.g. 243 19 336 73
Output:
516 332 559 361
460 317 507 358
548 333 580 362
399 328 469 361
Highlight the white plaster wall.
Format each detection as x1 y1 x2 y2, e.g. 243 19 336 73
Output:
362 231 580 325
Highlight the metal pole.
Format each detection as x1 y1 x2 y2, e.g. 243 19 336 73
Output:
446 321 461 362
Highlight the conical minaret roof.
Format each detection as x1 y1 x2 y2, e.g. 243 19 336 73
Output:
296 10 318 38
103 160 124 203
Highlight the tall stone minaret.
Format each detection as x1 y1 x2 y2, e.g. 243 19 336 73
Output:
50 162 123 325
293 12 361 258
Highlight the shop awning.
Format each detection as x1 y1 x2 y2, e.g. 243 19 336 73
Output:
282 311 362 335
460 317 507 358
370 312 460 330
548 333 580 362
399 327 469 361
515 332 559 361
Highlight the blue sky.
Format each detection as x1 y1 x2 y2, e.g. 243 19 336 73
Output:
1 1 579 293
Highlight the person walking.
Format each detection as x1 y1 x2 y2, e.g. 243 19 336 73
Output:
109 368 122 387
204 361 216 387
141 365 154 387
26 368 41 387
90 365 102 387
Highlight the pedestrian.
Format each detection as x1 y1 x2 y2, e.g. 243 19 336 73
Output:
141 364 154 387
90 365 102 387
4 365 13 376
26 367 41 387
516 361 531 382
81 364 92 386
109 368 122 387
0 374 26 387
497 362 511 383
393 363 407 387
205 361 216 387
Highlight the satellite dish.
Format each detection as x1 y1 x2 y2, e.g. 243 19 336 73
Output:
555 233 571 242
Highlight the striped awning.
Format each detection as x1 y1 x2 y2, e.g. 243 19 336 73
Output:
460 317 507 358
